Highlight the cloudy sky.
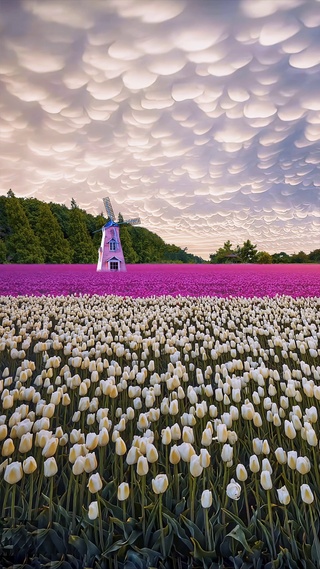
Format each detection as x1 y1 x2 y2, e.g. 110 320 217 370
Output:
1 0 320 258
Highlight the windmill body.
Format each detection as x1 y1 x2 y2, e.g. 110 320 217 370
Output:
96 197 140 272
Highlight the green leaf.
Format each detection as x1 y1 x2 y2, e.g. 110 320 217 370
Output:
226 524 253 554
191 537 217 561
180 514 205 547
68 535 87 558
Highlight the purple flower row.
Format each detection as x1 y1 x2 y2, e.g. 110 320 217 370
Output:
0 264 319 298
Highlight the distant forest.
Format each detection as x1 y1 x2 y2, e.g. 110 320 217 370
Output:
0 192 318 264
0 192 204 264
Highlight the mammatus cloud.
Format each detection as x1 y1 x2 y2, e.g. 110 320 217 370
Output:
0 0 319 258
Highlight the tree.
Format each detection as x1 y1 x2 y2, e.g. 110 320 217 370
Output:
210 241 239 264
238 240 258 263
309 249 320 263
256 251 272 264
272 251 291 264
120 225 138 263
71 197 78 209
290 251 309 264
5 195 45 263
68 207 97 263
33 202 72 263
0 239 6 263
118 212 124 223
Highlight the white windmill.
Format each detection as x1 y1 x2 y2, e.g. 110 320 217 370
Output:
96 197 140 272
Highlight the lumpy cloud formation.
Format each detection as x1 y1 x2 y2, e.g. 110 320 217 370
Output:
0 0 319 257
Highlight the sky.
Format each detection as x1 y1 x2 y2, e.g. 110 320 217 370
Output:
0 0 320 259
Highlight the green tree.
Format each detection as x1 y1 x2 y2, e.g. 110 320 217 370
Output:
272 251 291 264
68 207 97 263
210 241 239 264
0 239 6 263
49 202 71 238
71 197 78 209
118 212 124 223
238 240 258 263
291 251 309 264
120 225 138 263
257 251 272 264
308 249 320 263
5 195 45 263
33 202 72 263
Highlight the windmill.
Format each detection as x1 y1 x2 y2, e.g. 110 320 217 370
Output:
96 197 140 272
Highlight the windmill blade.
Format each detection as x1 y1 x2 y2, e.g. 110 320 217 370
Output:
103 197 115 221
92 227 103 234
121 217 141 225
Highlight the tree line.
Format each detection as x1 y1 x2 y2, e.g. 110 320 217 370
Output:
0 192 205 264
0 193 318 265
209 240 320 264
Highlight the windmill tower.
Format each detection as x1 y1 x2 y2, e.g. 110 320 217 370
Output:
96 197 140 272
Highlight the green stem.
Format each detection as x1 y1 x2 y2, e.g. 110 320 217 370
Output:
72 479 78 533
243 482 250 526
97 494 104 552
189 476 196 523
2 484 10 518
174 464 179 502
28 473 34 520
267 490 276 559
11 484 16 522
141 475 146 536
49 476 54 525
159 494 165 558
204 508 212 551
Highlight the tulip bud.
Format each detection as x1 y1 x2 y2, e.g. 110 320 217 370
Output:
201 428 212 447
221 444 233 464
249 454 260 473
287 450 297 470
44 457 58 477
190 455 203 477
137 456 149 476
19 433 33 454
72 456 85 475
260 470 272 490
178 442 195 462
226 478 241 500
42 437 59 458
236 464 248 482
284 420 296 440
200 448 210 468
23 456 37 475
146 443 158 463
275 447 287 465
88 472 103 493
201 489 212 508
216 423 228 443
2 438 15 457
296 457 311 475
126 446 141 465
161 427 171 445
115 437 127 456
0 424 8 441
84 452 98 473
169 445 181 465
277 485 290 505
88 501 99 520
170 423 181 440
117 482 130 501
300 484 314 504
152 474 168 494
4 461 23 484
86 433 99 451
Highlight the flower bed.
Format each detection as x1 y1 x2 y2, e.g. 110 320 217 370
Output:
0 263 319 297
0 293 320 567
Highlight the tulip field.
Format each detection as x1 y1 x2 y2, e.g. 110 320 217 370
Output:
0 265 320 568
